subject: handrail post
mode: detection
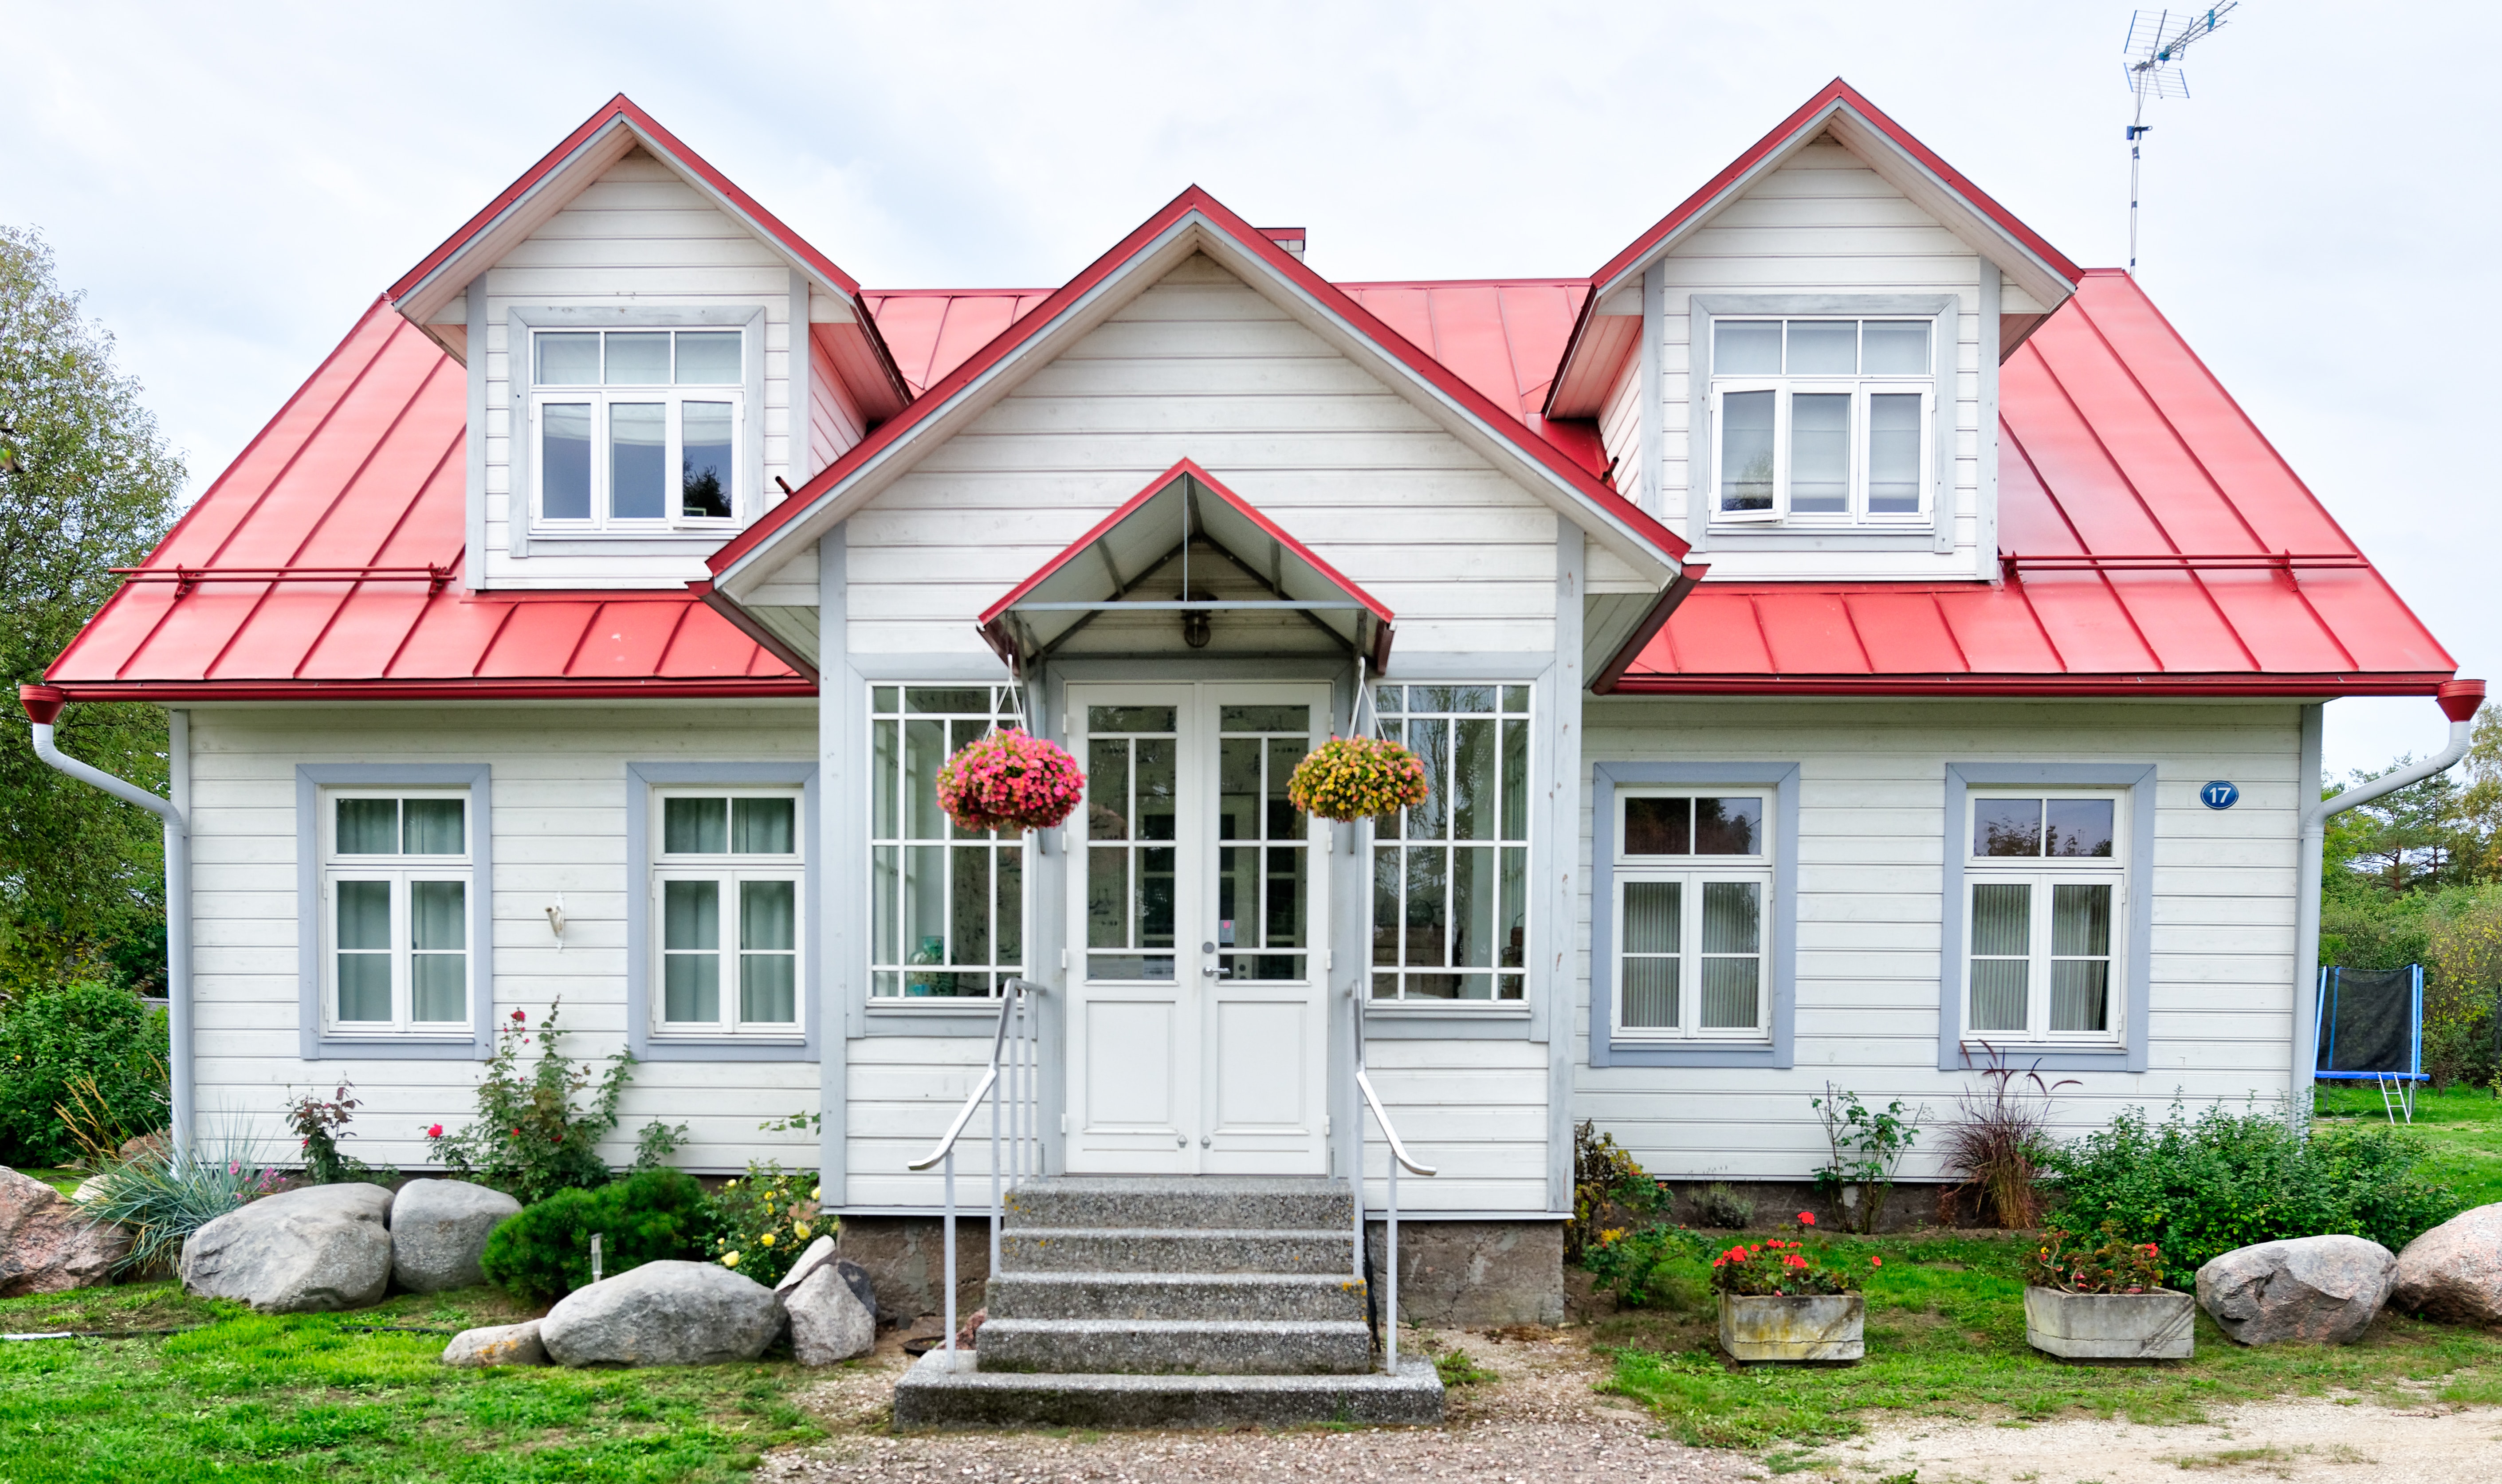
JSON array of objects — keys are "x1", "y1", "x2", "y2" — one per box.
[
  {"x1": 941, "y1": 1148, "x2": 958, "y2": 1366},
  {"x1": 1387, "y1": 1151, "x2": 1399, "y2": 1373},
  {"x1": 1349, "y1": 989, "x2": 1363, "y2": 1284}
]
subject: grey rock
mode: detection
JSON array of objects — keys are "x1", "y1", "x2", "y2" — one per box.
[
  {"x1": 2391, "y1": 1202, "x2": 2502, "y2": 1327},
  {"x1": 389, "y1": 1179, "x2": 520, "y2": 1293},
  {"x1": 442, "y1": 1319, "x2": 548, "y2": 1367},
  {"x1": 179, "y1": 1182, "x2": 394, "y2": 1313},
  {"x1": 539, "y1": 1259, "x2": 782, "y2": 1367},
  {"x1": 2196, "y1": 1234, "x2": 2395, "y2": 1345},
  {"x1": 0, "y1": 1165, "x2": 128, "y2": 1296},
  {"x1": 786, "y1": 1261, "x2": 876, "y2": 1365},
  {"x1": 775, "y1": 1235, "x2": 877, "y2": 1323}
]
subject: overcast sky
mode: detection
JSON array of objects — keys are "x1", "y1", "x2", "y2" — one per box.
[{"x1": 6, "y1": 0, "x2": 2489, "y2": 776}]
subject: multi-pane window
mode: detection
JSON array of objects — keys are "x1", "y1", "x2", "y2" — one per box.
[
  {"x1": 653, "y1": 791, "x2": 801, "y2": 1033},
  {"x1": 1371, "y1": 685, "x2": 1531, "y2": 1002},
  {"x1": 1611, "y1": 793, "x2": 1771, "y2": 1039},
  {"x1": 324, "y1": 792, "x2": 471, "y2": 1033},
  {"x1": 1964, "y1": 795, "x2": 2122, "y2": 1044},
  {"x1": 1082, "y1": 704, "x2": 1178, "y2": 982},
  {"x1": 1217, "y1": 705, "x2": 1313, "y2": 982},
  {"x1": 870, "y1": 687, "x2": 1026, "y2": 998},
  {"x1": 1710, "y1": 317, "x2": 1934, "y2": 526},
  {"x1": 531, "y1": 328, "x2": 742, "y2": 530}
]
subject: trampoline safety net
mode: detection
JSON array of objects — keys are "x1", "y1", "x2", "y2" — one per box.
[{"x1": 2314, "y1": 965, "x2": 2423, "y2": 1077}]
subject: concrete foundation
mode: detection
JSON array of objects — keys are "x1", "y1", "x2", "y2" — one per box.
[
  {"x1": 832, "y1": 1215, "x2": 991, "y2": 1322},
  {"x1": 1364, "y1": 1219, "x2": 1565, "y2": 1327}
]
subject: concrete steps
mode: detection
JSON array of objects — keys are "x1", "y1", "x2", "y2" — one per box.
[{"x1": 891, "y1": 1175, "x2": 1443, "y2": 1428}]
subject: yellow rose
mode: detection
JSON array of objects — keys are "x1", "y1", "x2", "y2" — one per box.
[
  {"x1": 793, "y1": 1222, "x2": 812, "y2": 1240},
  {"x1": 811, "y1": 1186, "x2": 821, "y2": 1201},
  {"x1": 723, "y1": 1252, "x2": 742, "y2": 1267},
  {"x1": 759, "y1": 1233, "x2": 776, "y2": 1247}
]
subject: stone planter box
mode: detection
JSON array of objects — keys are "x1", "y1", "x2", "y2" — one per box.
[
  {"x1": 1717, "y1": 1293, "x2": 1865, "y2": 1362},
  {"x1": 2023, "y1": 1285, "x2": 2194, "y2": 1360}
]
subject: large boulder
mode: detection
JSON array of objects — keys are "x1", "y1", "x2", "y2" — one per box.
[
  {"x1": 442, "y1": 1319, "x2": 549, "y2": 1367},
  {"x1": 784, "y1": 1261, "x2": 876, "y2": 1365},
  {"x1": 2391, "y1": 1204, "x2": 2502, "y2": 1327},
  {"x1": 539, "y1": 1260, "x2": 783, "y2": 1367},
  {"x1": 2196, "y1": 1234, "x2": 2396, "y2": 1345},
  {"x1": 774, "y1": 1235, "x2": 878, "y2": 1322},
  {"x1": 0, "y1": 1166, "x2": 128, "y2": 1296},
  {"x1": 389, "y1": 1179, "x2": 520, "y2": 1293},
  {"x1": 179, "y1": 1182, "x2": 395, "y2": 1312}
]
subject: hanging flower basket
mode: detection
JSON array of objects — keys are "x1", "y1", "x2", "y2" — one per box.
[
  {"x1": 936, "y1": 728, "x2": 1088, "y2": 833},
  {"x1": 1286, "y1": 734, "x2": 1431, "y2": 822}
]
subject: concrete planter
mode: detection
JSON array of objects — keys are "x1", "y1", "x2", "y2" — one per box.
[
  {"x1": 2023, "y1": 1285, "x2": 2194, "y2": 1360},
  {"x1": 1717, "y1": 1293, "x2": 1865, "y2": 1362}
]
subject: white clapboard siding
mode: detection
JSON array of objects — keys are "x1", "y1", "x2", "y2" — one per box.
[
  {"x1": 186, "y1": 703, "x2": 823, "y2": 1174},
  {"x1": 806, "y1": 331, "x2": 865, "y2": 480},
  {"x1": 845, "y1": 253, "x2": 1564, "y2": 662},
  {"x1": 1658, "y1": 138, "x2": 1988, "y2": 582},
  {"x1": 477, "y1": 149, "x2": 799, "y2": 593},
  {"x1": 1355, "y1": 1039, "x2": 1552, "y2": 1213},
  {"x1": 1570, "y1": 697, "x2": 2307, "y2": 1182}
]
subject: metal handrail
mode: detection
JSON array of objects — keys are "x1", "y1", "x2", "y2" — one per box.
[
  {"x1": 1348, "y1": 983, "x2": 1434, "y2": 1375},
  {"x1": 905, "y1": 977, "x2": 1041, "y2": 1369},
  {"x1": 1355, "y1": 1067, "x2": 1436, "y2": 1178}
]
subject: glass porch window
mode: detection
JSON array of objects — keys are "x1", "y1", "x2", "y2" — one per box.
[
  {"x1": 868, "y1": 686, "x2": 1028, "y2": 998},
  {"x1": 1370, "y1": 684, "x2": 1531, "y2": 1002},
  {"x1": 1965, "y1": 794, "x2": 2122, "y2": 1043},
  {"x1": 655, "y1": 791, "x2": 801, "y2": 1033},
  {"x1": 326, "y1": 793, "x2": 471, "y2": 1032}
]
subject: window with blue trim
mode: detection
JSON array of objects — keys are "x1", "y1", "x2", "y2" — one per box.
[
  {"x1": 1961, "y1": 792, "x2": 2125, "y2": 1046},
  {"x1": 1610, "y1": 790, "x2": 1772, "y2": 1040}
]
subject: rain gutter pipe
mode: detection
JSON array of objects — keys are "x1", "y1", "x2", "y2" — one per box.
[
  {"x1": 2290, "y1": 678, "x2": 2484, "y2": 1129},
  {"x1": 18, "y1": 683, "x2": 192, "y2": 1160}
]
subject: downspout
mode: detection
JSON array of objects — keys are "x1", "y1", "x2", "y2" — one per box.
[
  {"x1": 2290, "y1": 678, "x2": 2484, "y2": 1129},
  {"x1": 19, "y1": 683, "x2": 192, "y2": 1159}
]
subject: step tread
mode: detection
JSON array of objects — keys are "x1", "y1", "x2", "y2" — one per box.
[
  {"x1": 1007, "y1": 1226, "x2": 1353, "y2": 1241},
  {"x1": 982, "y1": 1317, "x2": 1372, "y2": 1335},
  {"x1": 892, "y1": 1351, "x2": 1445, "y2": 1428},
  {"x1": 989, "y1": 1271, "x2": 1362, "y2": 1287}
]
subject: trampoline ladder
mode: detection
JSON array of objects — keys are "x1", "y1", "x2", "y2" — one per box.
[{"x1": 2374, "y1": 1073, "x2": 2415, "y2": 1125}]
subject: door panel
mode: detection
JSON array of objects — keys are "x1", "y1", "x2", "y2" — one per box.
[
  {"x1": 1212, "y1": 1000, "x2": 1304, "y2": 1127},
  {"x1": 1084, "y1": 999, "x2": 1178, "y2": 1128}
]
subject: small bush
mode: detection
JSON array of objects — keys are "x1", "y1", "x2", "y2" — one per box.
[
  {"x1": 425, "y1": 1001, "x2": 679, "y2": 1205},
  {"x1": 703, "y1": 1161, "x2": 823, "y2": 1286},
  {"x1": 80, "y1": 1123, "x2": 283, "y2": 1273},
  {"x1": 1690, "y1": 1182, "x2": 1756, "y2": 1229},
  {"x1": 479, "y1": 1168, "x2": 710, "y2": 1300},
  {"x1": 282, "y1": 1082, "x2": 393, "y2": 1186},
  {"x1": 2040, "y1": 1100, "x2": 2462, "y2": 1287},
  {"x1": 1936, "y1": 1052, "x2": 2072, "y2": 1229},
  {"x1": 1810, "y1": 1083, "x2": 1923, "y2": 1234},
  {"x1": 1583, "y1": 1223, "x2": 1713, "y2": 1311},
  {"x1": 1568, "y1": 1120, "x2": 1661, "y2": 1258},
  {"x1": 0, "y1": 980, "x2": 167, "y2": 1167}
]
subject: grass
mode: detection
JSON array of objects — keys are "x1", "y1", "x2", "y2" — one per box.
[
  {"x1": 20, "y1": 1167, "x2": 84, "y2": 1197},
  {"x1": 2311, "y1": 1080, "x2": 2502, "y2": 1209},
  {"x1": 1590, "y1": 1229, "x2": 2502, "y2": 1450},
  {"x1": 0, "y1": 1281, "x2": 827, "y2": 1483}
]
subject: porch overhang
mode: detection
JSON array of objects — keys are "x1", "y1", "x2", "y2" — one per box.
[{"x1": 977, "y1": 459, "x2": 1395, "y2": 673}]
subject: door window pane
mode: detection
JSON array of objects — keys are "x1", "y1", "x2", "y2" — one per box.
[
  {"x1": 410, "y1": 880, "x2": 467, "y2": 1023},
  {"x1": 1719, "y1": 390, "x2": 1775, "y2": 512},
  {"x1": 1867, "y1": 393, "x2": 1923, "y2": 513},
  {"x1": 1715, "y1": 319, "x2": 1783, "y2": 374},
  {"x1": 535, "y1": 333, "x2": 600, "y2": 385},
  {"x1": 674, "y1": 331, "x2": 742, "y2": 384},
  {"x1": 605, "y1": 332, "x2": 670, "y2": 384},
  {"x1": 403, "y1": 799, "x2": 464, "y2": 855},
  {"x1": 681, "y1": 400, "x2": 733, "y2": 518},
  {"x1": 739, "y1": 879, "x2": 797, "y2": 1024},
  {"x1": 335, "y1": 880, "x2": 392, "y2": 1022},
  {"x1": 609, "y1": 403, "x2": 667, "y2": 519},
  {"x1": 1789, "y1": 393, "x2": 1850, "y2": 513},
  {"x1": 540, "y1": 403, "x2": 593, "y2": 519},
  {"x1": 1862, "y1": 320, "x2": 1930, "y2": 374},
  {"x1": 337, "y1": 799, "x2": 398, "y2": 855},
  {"x1": 663, "y1": 880, "x2": 721, "y2": 1022}
]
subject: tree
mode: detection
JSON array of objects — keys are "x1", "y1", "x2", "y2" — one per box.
[{"x1": 0, "y1": 224, "x2": 184, "y2": 998}]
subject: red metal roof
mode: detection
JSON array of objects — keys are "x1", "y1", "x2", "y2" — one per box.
[{"x1": 45, "y1": 299, "x2": 810, "y2": 702}]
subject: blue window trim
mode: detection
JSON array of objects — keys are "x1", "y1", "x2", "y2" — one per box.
[
  {"x1": 1589, "y1": 761, "x2": 1799, "y2": 1068},
  {"x1": 1938, "y1": 762, "x2": 2155, "y2": 1073},
  {"x1": 296, "y1": 764, "x2": 495, "y2": 1061},
  {"x1": 625, "y1": 762, "x2": 820, "y2": 1063}
]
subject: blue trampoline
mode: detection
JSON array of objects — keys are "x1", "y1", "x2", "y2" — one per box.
[{"x1": 2314, "y1": 964, "x2": 2424, "y2": 1123}]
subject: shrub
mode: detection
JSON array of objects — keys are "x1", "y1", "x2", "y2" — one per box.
[
  {"x1": 1583, "y1": 1223, "x2": 1713, "y2": 1311},
  {"x1": 80, "y1": 1123, "x2": 283, "y2": 1274},
  {"x1": 424, "y1": 1001, "x2": 679, "y2": 1205},
  {"x1": 1936, "y1": 1052, "x2": 2074, "y2": 1229},
  {"x1": 1810, "y1": 1083, "x2": 1923, "y2": 1234},
  {"x1": 1690, "y1": 1182, "x2": 1756, "y2": 1230},
  {"x1": 283, "y1": 1081, "x2": 393, "y2": 1186},
  {"x1": 480, "y1": 1168, "x2": 710, "y2": 1300},
  {"x1": 1567, "y1": 1120, "x2": 1661, "y2": 1258},
  {"x1": 0, "y1": 979, "x2": 167, "y2": 1166},
  {"x1": 2040, "y1": 1100, "x2": 2462, "y2": 1287},
  {"x1": 703, "y1": 1161, "x2": 823, "y2": 1285}
]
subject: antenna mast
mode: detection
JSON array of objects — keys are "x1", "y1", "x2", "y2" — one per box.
[{"x1": 2124, "y1": 4, "x2": 2236, "y2": 271}]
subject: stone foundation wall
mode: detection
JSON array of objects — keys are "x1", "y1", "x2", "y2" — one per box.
[
  {"x1": 1365, "y1": 1220, "x2": 1564, "y2": 1327},
  {"x1": 831, "y1": 1215, "x2": 991, "y2": 1323},
  {"x1": 1655, "y1": 1178, "x2": 1959, "y2": 1235}
]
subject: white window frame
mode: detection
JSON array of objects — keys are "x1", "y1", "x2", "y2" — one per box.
[
  {"x1": 1608, "y1": 789, "x2": 1774, "y2": 1042},
  {"x1": 866, "y1": 684, "x2": 1031, "y2": 1002},
  {"x1": 648, "y1": 787, "x2": 805, "y2": 1037},
  {"x1": 319, "y1": 789, "x2": 475, "y2": 1037},
  {"x1": 1708, "y1": 317, "x2": 1938, "y2": 528},
  {"x1": 528, "y1": 327, "x2": 745, "y2": 535},
  {"x1": 1368, "y1": 682, "x2": 1536, "y2": 1005},
  {"x1": 1960, "y1": 791, "x2": 2128, "y2": 1048}
]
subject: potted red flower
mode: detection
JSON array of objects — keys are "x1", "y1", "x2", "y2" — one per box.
[
  {"x1": 935, "y1": 728, "x2": 1087, "y2": 833},
  {"x1": 1711, "y1": 1211, "x2": 1873, "y2": 1362},
  {"x1": 2022, "y1": 1223, "x2": 2192, "y2": 1360}
]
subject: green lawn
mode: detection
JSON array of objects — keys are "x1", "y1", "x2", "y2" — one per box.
[
  {"x1": 2312, "y1": 1080, "x2": 2502, "y2": 1209},
  {"x1": 0, "y1": 1283, "x2": 826, "y2": 1483},
  {"x1": 19, "y1": 1167, "x2": 85, "y2": 1197},
  {"x1": 1591, "y1": 1230, "x2": 2502, "y2": 1450}
]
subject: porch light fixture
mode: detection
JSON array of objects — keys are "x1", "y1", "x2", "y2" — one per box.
[{"x1": 1179, "y1": 589, "x2": 1214, "y2": 648}]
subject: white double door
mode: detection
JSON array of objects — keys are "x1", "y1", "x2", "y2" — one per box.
[{"x1": 1064, "y1": 682, "x2": 1331, "y2": 1175}]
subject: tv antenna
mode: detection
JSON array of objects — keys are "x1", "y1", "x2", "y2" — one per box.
[{"x1": 2124, "y1": 4, "x2": 2236, "y2": 271}]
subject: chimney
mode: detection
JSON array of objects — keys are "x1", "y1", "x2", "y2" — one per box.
[{"x1": 1258, "y1": 227, "x2": 1306, "y2": 262}]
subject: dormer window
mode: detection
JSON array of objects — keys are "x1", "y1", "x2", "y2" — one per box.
[
  {"x1": 1709, "y1": 317, "x2": 1934, "y2": 526},
  {"x1": 530, "y1": 328, "x2": 743, "y2": 531}
]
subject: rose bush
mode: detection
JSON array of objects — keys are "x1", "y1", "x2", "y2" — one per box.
[
  {"x1": 1286, "y1": 735, "x2": 1430, "y2": 822},
  {"x1": 936, "y1": 727, "x2": 1086, "y2": 832}
]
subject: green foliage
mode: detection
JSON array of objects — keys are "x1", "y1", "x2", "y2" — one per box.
[
  {"x1": 2040, "y1": 1100, "x2": 2463, "y2": 1286},
  {"x1": 423, "y1": 1001, "x2": 676, "y2": 1205},
  {"x1": 1432, "y1": 1347, "x2": 1497, "y2": 1386},
  {"x1": 703, "y1": 1160, "x2": 824, "y2": 1286},
  {"x1": 1567, "y1": 1119, "x2": 1661, "y2": 1258},
  {"x1": 1810, "y1": 1083, "x2": 1923, "y2": 1233},
  {"x1": 1936, "y1": 1054, "x2": 2072, "y2": 1229},
  {"x1": 479, "y1": 1168, "x2": 711, "y2": 1301},
  {"x1": 1582, "y1": 1222, "x2": 1715, "y2": 1311},
  {"x1": 281, "y1": 1081, "x2": 393, "y2": 1186},
  {"x1": 2024, "y1": 1221, "x2": 2168, "y2": 1294},
  {"x1": 0, "y1": 978, "x2": 166, "y2": 1166},
  {"x1": 80, "y1": 1123, "x2": 283, "y2": 1273},
  {"x1": 1690, "y1": 1182, "x2": 1756, "y2": 1229},
  {"x1": 0, "y1": 224, "x2": 184, "y2": 1001},
  {"x1": 1707, "y1": 1219, "x2": 1874, "y2": 1296}
]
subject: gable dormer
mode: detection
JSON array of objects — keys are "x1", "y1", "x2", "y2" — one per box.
[
  {"x1": 387, "y1": 97, "x2": 908, "y2": 591},
  {"x1": 1550, "y1": 82, "x2": 2082, "y2": 583}
]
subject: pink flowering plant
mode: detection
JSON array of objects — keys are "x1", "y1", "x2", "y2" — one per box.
[
  {"x1": 935, "y1": 727, "x2": 1087, "y2": 833},
  {"x1": 1707, "y1": 1211, "x2": 1875, "y2": 1296},
  {"x1": 1286, "y1": 735, "x2": 1430, "y2": 822}
]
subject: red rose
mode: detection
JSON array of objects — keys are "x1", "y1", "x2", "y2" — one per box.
[
  {"x1": 1797, "y1": 1212, "x2": 1815, "y2": 1226},
  {"x1": 426, "y1": 1123, "x2": 444, "y2": 1138}
]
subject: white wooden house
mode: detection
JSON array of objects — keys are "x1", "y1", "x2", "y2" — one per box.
[{"x1": 30, "y1": 84, "x2": 2467, "y2": 1319}]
